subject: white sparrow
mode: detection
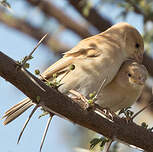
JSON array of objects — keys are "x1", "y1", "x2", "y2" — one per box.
[
  {"x1": 2, "y1": 22, "x2": 144, "y2": 125},
  {"x1": 96, "y1": 60, "x2": 147, "y2": 112}
]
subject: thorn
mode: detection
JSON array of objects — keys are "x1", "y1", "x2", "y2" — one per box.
[
  {"x1": 21, "y1": 33, "x2": 48, "y2": 67},
  {"x1": 131, "y1": 102, "x2": 153, "y2": 120},
  {"x1": 17, "y1": 105, "x2": 39, "y2": 144},
  {"x1": 103, "y1": 139, "x2": 113, "y2": 152},
  {"x1": 94, "y1": 78, "x2": 107, "y2": 99},
  {"x1": 40, "y1": 115, "x2": 53, "y2": 152}
]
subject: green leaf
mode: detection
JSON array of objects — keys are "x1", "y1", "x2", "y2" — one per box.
[
  {"x1": 90, "y1": 137, "x2": 108, "y2": 149},
  {"x1": 23, "y1": 63, "x2": 30, "y2": 69},
  {"x1": 35, "y1": 69, "x2": 40, "y2": 75},
  {"x1": 36, "y1": 96, "x2": 40, "y2": 102},
  {"x1": 69, "y1": 64, "x2": 75, "y2": 70},
  {"x1": 141, "y1": 122, "x2": 148, "y2": 128}
]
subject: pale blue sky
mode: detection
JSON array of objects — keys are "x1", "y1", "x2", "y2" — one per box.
[{"x1": 0, "y1": 1, "x2": 144, "y2": 152}]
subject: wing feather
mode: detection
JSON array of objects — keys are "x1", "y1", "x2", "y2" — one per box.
[{"x1": 41, "y1": 41, "x2": 102, "y2": 80}]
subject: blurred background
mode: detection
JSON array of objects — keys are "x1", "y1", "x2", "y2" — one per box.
[{"x1": 0, "y1": 0, "x2": 153, "y2": 152}]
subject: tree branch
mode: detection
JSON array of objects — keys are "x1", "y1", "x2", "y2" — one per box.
[
  {"x1": 143, "y1": 53, "x2": 153, "y2": 77},
  {"x1": 25, "y1": 0, "x2": 91, "y2": 38},
  {"x1": 68, "y1": 0, "x2": 112, "y2": 31},
  {"x1": 0, "y1": 9, "x2": 69, "y2": 53},
  {"x1": 1, "y1": 51, "x2": 153, "y2": 151}
]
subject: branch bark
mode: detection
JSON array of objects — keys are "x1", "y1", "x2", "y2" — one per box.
[{"x1": 1, "y1": 51, "x2": 153, "y2": 151}]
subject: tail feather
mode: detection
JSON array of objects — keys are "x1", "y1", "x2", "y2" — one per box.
[
  {"x1": 2, "y1": 98, "x2": 34, "y2": 125},
  {"x1": 4, "y1": 98, "x2": 30, "y2": 116}
]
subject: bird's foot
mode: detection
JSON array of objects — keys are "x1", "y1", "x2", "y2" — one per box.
[
  {"x1": 118, "y1": 107, "x2": 134, "y2": 123},
  {"x1": 69, "y1": 89, "x2": 94, "y2": 110},
  {"x1": 102, "y1": 107, "x2": 118, "y2": 120}
]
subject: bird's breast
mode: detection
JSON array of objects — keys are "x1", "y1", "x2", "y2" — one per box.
[{"x1": 58, "y1": 55, "x2": 123, "y2": 98}]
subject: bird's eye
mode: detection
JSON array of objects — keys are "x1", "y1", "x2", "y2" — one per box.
[
  {"x1": 135, "y1": 43, "x2": 140, "y2": 48},
  {"x1": 128, "y1": 73, "x2": 132, "y2": 77}
]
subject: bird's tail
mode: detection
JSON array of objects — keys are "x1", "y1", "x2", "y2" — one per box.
[{"x1": 2, "y1": 98, "x2": 33, "y2": 125}]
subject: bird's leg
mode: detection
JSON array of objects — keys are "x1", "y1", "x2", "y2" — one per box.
[
  {"x1": 95, "y1": 105, "x2": 119, "y2": 121},
  {"x1": 118, "y1": 104, "x2": 152, "y2": 123},
  {"x1": 69, "y1": 89, "x2": 90, "y2": 109},
  {"x1": 69, "y1": 89, "x2": 88, "y2": 102},
  {"x1": 40, "y1": 113, "x2": 54, "y2": 152},
  {"x1": 69, "y1": 79, "x2": 108, "y2": 110},
  {"x1": 17, "y1": 104, "x2": 39, "y2": 144},
  {"x1": 118, "y1": 107, "x2": 134, "y2": 123},
  {"x1": 102, "y1": 107, "x2": 117, "y2": 120}
]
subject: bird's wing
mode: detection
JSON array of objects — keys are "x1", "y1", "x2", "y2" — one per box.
[{"x1": 41, "y1": 39, "x2": 102, "y2": 80}]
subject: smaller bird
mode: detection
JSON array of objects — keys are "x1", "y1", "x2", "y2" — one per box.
[
  {"x1": 96, "y1": 60, "x2": 148, "y2": 113},
  {"x1": 93, "y1": 60, "x2": 148, "y2": 152}
]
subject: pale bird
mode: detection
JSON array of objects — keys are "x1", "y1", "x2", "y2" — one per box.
[
  {"x1": 96, "y1": 60, "x2": 147, "y2": 112},
  {"x1": 2, "y1": 22, "x2": 144, "y2": 125}
]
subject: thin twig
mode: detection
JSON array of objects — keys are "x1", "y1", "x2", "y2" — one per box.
[
  {"x1": 94, "y1": 78, "x2": 107, "y2": 99},
  {"x1": 21, "y1": 33, "x2": 48, "y2": 67},
  {"x1": 40, "y1": 115, "x2": 53, "y2": 152},
  {"x1": 17, "y1": 105, "x2": 39, "y2": 144}
]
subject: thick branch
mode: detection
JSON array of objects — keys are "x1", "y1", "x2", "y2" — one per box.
[
  {"x1": 1, "y1": 51, "x2": 153, "y2": 151},
  {"x1": 68, "y1": 0, "x2": 112, "y2": 31},
  {"x1": 25, "y1": 0, "x2": 91, "y2": 38},
  {"x1": 0, "y1": 9, "x2": 69, "y2": 52},
  {"x1": 143, "y1": 53, "x2": 153, "y2": 77}
]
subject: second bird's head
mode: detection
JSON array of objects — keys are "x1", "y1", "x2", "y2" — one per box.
[{"x1": 118, "y1": 61, "x2": 148, "y2": 89}]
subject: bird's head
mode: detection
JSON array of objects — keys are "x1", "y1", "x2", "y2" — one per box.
[
  {"x1": 118, "y1": 61, "x2": 148, "y2": 89},
  {"x1": 107, "y1": 23, "x2": 144, "y2": 63},
  {"x1": 127, "y1": 62, "x2": 147, "y2": 88}
]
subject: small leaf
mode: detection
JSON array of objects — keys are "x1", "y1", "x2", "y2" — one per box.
[
  {"x1": 36, "y1": 96, "x2": 40, "y2": 102},
  {"x1": 141, "y1": 122, "x2": 148, "y2": 128},
  {"x1": 35, "y1": 69, "x2": 40, "y2": 75},
  {"x1": 69, "y1": 64, "x2": 75, "y2": 70},
  {"x1": 90, "y1": 138, "x2": 101, "y2": 149},
  {"x1": 53, "y1": 73, "x2": 57, "y2": 78},
  {"x1": 90, "y1": 137, "x2": 107, "y2": 149},
  {"x1": 82, "y1": 1, "x2": 92, "y2": 17},
  {"x1": 23, "y1": 63, "x2": 30, "y2": 69},
  {"x1": 88, "y1": 99, "x2": 93, "y2": 104},
  {"x1": 100, "y1": 138, "x2": 109, "y2": 148},
  {"x1": 89, "y1": 91, "x2": 96, "y2": 99}
]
